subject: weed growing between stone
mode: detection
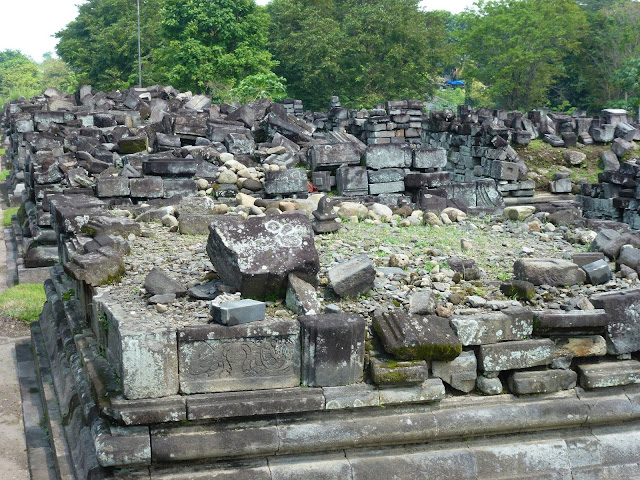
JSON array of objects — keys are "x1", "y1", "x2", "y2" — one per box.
[
  {"x1": 0, "y1": 283, "x2": 47, "y2": 323},
  {"x1": 2, "y1": 206, "x2": 18, "y2": 227}
]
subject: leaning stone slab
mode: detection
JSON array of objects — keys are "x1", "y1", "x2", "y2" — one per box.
[
  {"x1": 478, "y1": 339, "x2": 555, "y2": 373},
  {"x1": 210, "y1": 299, "x2": 266, "y2": 326},
  {"x1": 577, "y1": 360, "x2": 640, "y2": 389},
  {"x1": 533, "y1": 310, "x2": 608, "y2": 335},
  {"x1": 178, "y1": 317, "x2": 300, "y2": 393},
  {"x1": 373, "y1": 309, "x2": 462, "y2": 361},
  {"x1": 590, "y1": 288, "x2": 640, "y2": 354},
  {"x1": 286, "y1": 273, "x2": 321, "y2": 315},
  {"x1": 299, "y1": 313, "x2": 366, "y2": 387},
  {"x1": 513, "y1": 258, "x2": 586, "y2": 286},
  {"x1": 431, "y1": 350, "x2": 477, "y2": 393},
  {"x1": 508, "y1": 369, "x2": 577, "y2": 395},
  {"x1": 328, "y1": 254, "x2": 375, "y2": 297},
  {"x1": 206, "y1": 212, "x2": 319, "y2": 299},
  {"x1": 450, "y1": 307, "x2": 533, "y2": 346},
  {"x1": 186, "y1": 388, "x2": 325, "y2": 420}
]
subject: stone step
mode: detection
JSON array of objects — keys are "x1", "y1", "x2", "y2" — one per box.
[{"x1": 578, "y1": 360, "x2": 640, "y2": 389}]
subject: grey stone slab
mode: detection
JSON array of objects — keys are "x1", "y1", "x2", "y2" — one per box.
[
  {"x1": 373, "y1": 309, "x2": 462, "y2": 361},
  {"x1": 299, "y1": 313, "x2": 366, "y2": 387},
  {"x1": 368, "y1": 181, "x2": 405, "y2": 195},
  {"x1": 186, "y1": 388, "x2": 324, "y2": 420},
  {"x1": 508, "y1": 369, "x2": 577, "y2": 395},
  {"x1": 263, "y1": 169, "x2": 307, "y2": 196},
  {"x1": 412, "y1": 148, "x2": 447, "y2": 169},
  {"x1": 129, "y1": 176, "x2": 163, "y2": 198},
  {"x1": 364, "y1": 144, "x2": 412, "y2": 169},
  {"x1": 308, "y1": 143, "x2": 362, "y2": 171},
  {"x1": 269, "y1": 452, "x2": 353, "y2": 480},
  {"x1": 533, "y1": 310, "x2": 608, "y2": 335},
  {"x1": 206, "y1": 212, "x2": 319, "y2": 299},
  {"x1": 367, "y1": 168, "x2": 405, "y2": 184},
  {"x1": 178, "y1": 318, "x2": 300, "y2": 393},
  {"x1": 590, "y1": 288, "x2": 640, "y2": 354},
  {"x1": 449, "y1": 307, "x2": 533, "y2": 346},
  {"x1": 370, "y1": 357, "x2": 429, "y2": 386},
  {"x1": 478, "y1": 339, "x2": 555, "y2": 373},
  {"x1": 210, "y1": 299, "x2": 266, "y2": 326},
  {"x1": 431, "y1": 350, "x2": 477, "y2": 393},
  {"x1": 285, "y1": 273, "x2": 321, "y2": 315},
  {"x1": 514, "y1": 258, "x2": 586, "y2": 286},
  {"x1": 109, "y1": 396, "x2": 187, "y2": 425},
  {"x1": 322, "y1": 384, "x2": 380, "y2": 409},
  {"x1": 378, "y1": 379, "x2": 445, "y2": 405},
  {"x1": 578, "y1": 360, "x2": 640, "y2": 389},
  {"x1": 336, "y1": 165, "x2": 368, "y2": 196},
  {"x1": 328, "y1": 254, "x2": 375, "y2": 297},
  {"x1": 582, "y1": 259, "x2": 613, "y2": 285}
]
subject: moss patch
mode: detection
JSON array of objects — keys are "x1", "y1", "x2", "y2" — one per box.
[
  {"x1": 2, "y1": 206, "x2": 19, "y2": 227},
  {"x1": 0, "y1": 284, "x2": 47, "y2": 324}
]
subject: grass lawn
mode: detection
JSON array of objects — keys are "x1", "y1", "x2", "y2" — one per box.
[{"x1": 0, "y1": 284, "x2": 47, "y2": 324}]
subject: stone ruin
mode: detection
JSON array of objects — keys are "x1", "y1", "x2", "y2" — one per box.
[{"x1": 2, "y1": 86, "x2": 640, "y2": 478}]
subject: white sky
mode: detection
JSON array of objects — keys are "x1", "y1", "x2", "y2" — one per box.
[{"x1": 0, "y1": 0, "x2": 475, "y2": 63}]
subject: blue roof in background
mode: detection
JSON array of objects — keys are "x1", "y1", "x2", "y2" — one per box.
[{"x1": 445, "y1": 80, "x2": 465, "y2": 86}]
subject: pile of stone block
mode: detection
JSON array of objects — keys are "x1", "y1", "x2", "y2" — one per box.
[{"x1": 577, "y1": 110, "x2": 639, "y2": 228}]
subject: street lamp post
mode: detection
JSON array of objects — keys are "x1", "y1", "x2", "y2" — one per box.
[{"x1": 137, "y1": 0, "x2": 142, "y2": 87}]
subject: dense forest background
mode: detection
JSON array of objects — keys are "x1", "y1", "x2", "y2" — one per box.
[{"x1": 1, "y1": 0, "x2": 640, "y2": 115}]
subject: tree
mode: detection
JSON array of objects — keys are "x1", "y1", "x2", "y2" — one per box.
[
  {"x1": 0, "y1": 50, "x2": 41, "y2": 106},
  {"x1": 55, "y1": 0, "x2": 164, "y2": 90},
  {"x1": 459, "y1": 0, "x2": 587, "y2": 110},
  {"x1": 268, "y1": 0, "x2": 451, "y2": 110},
  {"x1": 40, "y1": 53, "x2": 77, "y2": 93},
  {"x1": 153, "y1": 0, "x2": 276, "y2": 94}
]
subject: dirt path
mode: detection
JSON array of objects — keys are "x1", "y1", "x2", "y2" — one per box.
[{"x1": 0, "y1": 199, "x2": 30, "y2": 479}]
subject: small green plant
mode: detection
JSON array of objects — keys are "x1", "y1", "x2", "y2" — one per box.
[
  {"x1": 0, "y1": 284, "x2": 47, "y2": 323},
  {"x1": 2, "y1": 206, "x2": 19, "y2": 227},
  {"x1": 496, "y1": 272, "x2": 510, "y2": 281},
  {"x1": 0, "y1": 169, "x2": 10, "y2": 181}
]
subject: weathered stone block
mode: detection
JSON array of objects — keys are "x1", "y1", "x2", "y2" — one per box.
[
  {"x1": 364, "y1": 144, "x2": 412, "y2": 169},
  {"x1": 96, "y1": 176, "x2": 130, "y2": 197},
  {"x1": 508, "y1": 369, "x2": 577, "y2": 395},
  {"x1": 412, "y1": 148, "x2": 447, "y2": 169},
  {"x1": 369, "y1": 181, "x2": 405, "y2": 195},
  {"x1": 299, "y1": 313, "x2": 366, "y2": 387},
  {"x1": 449, "y1": 307, "x2": 533, "y2": 346},
  {"x1": 431, "y1": 350, "x2": 477, "y2": 393},
  {"x1": 478, "y1": 339, "x2": 555, "y2": 373},
  {"x1": 178, "y1": 318, "x2": 300, "y2": 393},
  {"x1": 582, "y1": 259, "x2": 612, "y2": 285},
  {"x1": 490, "y1": 160, "x2": 519, "y2": 181},
  {"x1": 207, "y1": 213, "x2": 319, "y2": 299},
  {"x1": 143, "y1": 159, "x2": 198, "y2": 177},
  {"x1": 405, "y1": 172, "x2": 451, "y2": 190},
  {"x1": 513, "y1": 258, "x2": 586, "y2": 286},
  {"x1": 210, "y1": 299, "x2": 266, "y2": 326},
  {"x1": 553, "y1": 335, "x2": 607, "y2": 357},
  {"x1": 533, "y1": 310, "x2": 608, "y2": 335},
  {"x1": 328, "y1": 254, "x2": 375, "y2": 298},
  {"x1": 372, "y1": 309, "x2": 462, "y2": 361},
  {"x1": 590, "y1": 288, "x2": 640, "y2": 354},
  {"x1": 323, "y1": 384, "x2": 380, "y2": 409},
  {"x1": 377, "y1": 379, "x2": 445, "y2": 405},
  {"x1": 285, "y1": 273, "x2": 321, "y2": 315},
  {"x1": 578, "y1": 360, "x2": 640, "y2": 389},
  {"x1": 370, "y1": 358, "x2": 429, "y2": 386},
  {"x1": 308, "y1": 143, "x2": 362, "y2": 171},
  {"x1": 612, "y1": 138, "x2": 634, "y2": 158},
  {"x1": 336, "y1": 166, "x2": 368, "y2": 196},
  {"x1": 263, "y1": 169, "x2": 307, "y2": 196},
  {"x1": 162, "y1": 178, "x2": 198, "y2": 198},
  {"x1": 129, "y1": 176, "x2": 163, "y2": 198}
]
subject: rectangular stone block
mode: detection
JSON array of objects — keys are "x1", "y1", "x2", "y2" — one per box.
[
  {"x1": 490, "y1": 160, "x2": 519, "y2": 181},
  {"x1": 553, "y1": 335, "x2": 607, "y2": 357},
  {"x1": 533, "y1": 310, "x2": 608, "y2": 335},
  {"x1": 299, "y1": 313, "x2": 366, "y2": 387},
  {"x1": 263, "y1": 169, "x2": 307, "y2": 195},
  {"x1": 178, "y1": 318, "x2": 300, "y2": 393},
  {"x1": 186, "y1": 388, "x2": 324, "y2": 420},
  {"x1": 405, "y1": 172, "x2": 451, "y2": 190},
  {"x1": 162, "y1": 178, "x2": 197, "y2": 198},
  {"x1": 378, "y1": 379, "x2": 445, "y2": 405},
  {"x1": 478, "y1": 339, "x2": 555, "y2": 373},
  {"x1": 450, "y1": 308, "x2": 533, "y2": 346},
  {"x1": 590, "y1": 288, "x2": 640, "y2": 354},
  {"x1": 129, "y1": 176, "x2": 163, "y2": 198},
  {"x1": 578, "y1": 360, "x2": 640, "y2": 389},
  {"x1": 323, "y1": 384, "x2": 380, "y2": 409},
  {"x1": 336, "y1": 166, "x2": 368, "y2": 196},
  {"x1": 364, "y1": 144, "x2": 412, "y2": 169},
  {"x1": 311, "y1": 171, "x2": 332, "y2": 192},
  {"x1": 96, "y1": 176, "x2": 130, "y2": 197},
  {"x1": 367, "y1": 168, "x2": 405, "y2": 184},
  {"x1": 412, "y1": 148, "x2": 447, "y2": 169},
  {"x1": 143, "y1": 159, "x2": 198, "y2": 177},
  {"x1": 507, "y1": 369, "x2": 577, "y2": 395},
  {"x1": 308, "y1": 143, "x2": 362, "y2": 171},
  {"x1": 431, "y1": 350, "x2": 477, "y2": 393},
  {"x1": 210, "y1": 299, "x2": 266, "y2": 326},
  {"x1": 369, "y1": 181, "x2": 405, "y2": 195}
]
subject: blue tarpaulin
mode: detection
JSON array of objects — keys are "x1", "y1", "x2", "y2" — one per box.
[{"x1": 445, "y1": 80, "x2": 465, "y2": 86}]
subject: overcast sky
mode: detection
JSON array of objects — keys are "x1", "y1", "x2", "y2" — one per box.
[{"x1": 0, "y1": 0, "x2": 476, "y2": 63}]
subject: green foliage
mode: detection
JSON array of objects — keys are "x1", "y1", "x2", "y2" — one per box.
[
  {"x1": 3, "y1": 206, "x2": 19, "y2": 227},
  {"x1": 155, "y1": 0, "x2": 275, "y2": 93},
  {"x1": 428, "y1": 87, "x2": 466, "y2": 111},
  {"x1": 460, "y1": 0, "x2": 587, "y2": 110},
  {"x1": 229, "y1": 72, "x2": 287, "y2": 104},
  {"x1": 39, "y1": 53, "x2": 77, "y2": 93},
  {"x1": 0, "y1": 170, "x2": 9, "y2": 181},
  {"x1": 0, "y1": 50, "x2": 41, "y2": 106},
  {"x1": 56, "y1": 0, "x2": 164, "y2": 90},
  {"x1": 0, "y1": 284, "x2": 47, "y2": 324},
  {"x1": 268, "y1": 0, "x2": 451, "y2": 110}
]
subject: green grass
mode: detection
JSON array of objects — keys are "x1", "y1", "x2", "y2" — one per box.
[
  {"x1": 0, "y1": 170, "x2": 9, "y2": 181},
  {"x1": 3, "y1": 206, "x2": 19, "y2": 227},
  {"x1": 0, "y1": 284, "x2": 47, "y2": 323}
]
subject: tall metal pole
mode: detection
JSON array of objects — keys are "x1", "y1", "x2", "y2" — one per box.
[{"x1": 137, "y1": 0, "x2": 142, "y2": 87}]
